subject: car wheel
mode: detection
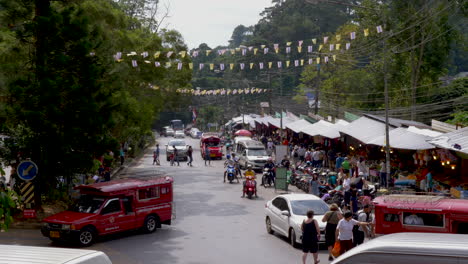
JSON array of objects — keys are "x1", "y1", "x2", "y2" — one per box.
[
  {"x1": 266, "y1": 217, "x2": 274, "y2": 234},
  {"x1": 78, "y1": 227, "x2": 95, "y2": 247},
  {"x1": 143, "y1": 215, "x2": 158, "y2": 233},
  {"x1": 289, "y1": 228, "x2": 298, "y2": 248}
]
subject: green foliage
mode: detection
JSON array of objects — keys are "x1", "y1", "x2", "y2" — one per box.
[
  {"x1": 447, "y1": 111, "x2": 468, "y2": 127},
  {"x1": 0, "y1": 188, "x2": 20, "y2": 231}
]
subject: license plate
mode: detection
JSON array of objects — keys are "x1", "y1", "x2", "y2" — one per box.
[
  {"x1": 50, "y1": 231, "x2": 60, "y2": 238},
  {"x1": 210, "y1": 154, "x2": 216, "y2": 157}
]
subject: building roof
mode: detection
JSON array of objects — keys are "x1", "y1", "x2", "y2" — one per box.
[
  {"x1": 301, "y1": 120, "x2": 336, "y2": 138},
  {"x1": 365, "y1": 114, "x2": 431, "y2": 129},
  {"x1": 285, "y1": 119, "x2": 313, "y2": 133},
  {"x1": 367, "y1": 127, "x2": 436, "y2": 150},
  {"x1": 341, "y1": 116, "x2": 394, "y2": 144},
  {"x1": 428, "y1": 126, "x2": 468, "y2": 155}
]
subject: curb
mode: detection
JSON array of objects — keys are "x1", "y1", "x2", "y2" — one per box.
[{"x1": 11, "y1": 221, "x2": 42, "y2": 230}]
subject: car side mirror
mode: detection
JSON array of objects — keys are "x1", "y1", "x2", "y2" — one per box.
[{"x1": 281, "y1": 210, "x2": 290, "y2": 217}]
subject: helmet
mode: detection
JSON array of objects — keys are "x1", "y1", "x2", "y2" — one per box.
[
  {"x1": 306, "y1": 161, "x2": 312, "y2": 165},
  {"x1": 247, "y1": 164, "x2": 253, "y2": 169},
  {"x1": 226, "y1": 154, "x2": 231, "y2": 159},
  {"x1": 268, "y1": 157, "x2": 273, "y2": 162}
]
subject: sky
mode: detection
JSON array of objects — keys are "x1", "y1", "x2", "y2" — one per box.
[{"x1": 163, "y1": 0, "x2": 273, "y2": 49}]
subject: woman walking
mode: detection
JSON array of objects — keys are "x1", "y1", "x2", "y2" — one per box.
[
  {"x1": 335, "y1": 212, "x2": 369, "y2": 256},
  {"x1": 301, "y1": 210, "x2": 321, "y2": 264},
  {"x1": 309, "y1": 174, "x2": 320, "y2": 197},
  {"x1": 187, "y1": 146, "x2": 193, "y2": 166},
  {"x1": 322, "y1": 203, "x2": 343, "y2": 261}
]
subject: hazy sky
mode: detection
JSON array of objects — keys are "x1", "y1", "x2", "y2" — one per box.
[{"x1": 163, "y1": 0, "x2": 273, "y2": 49}]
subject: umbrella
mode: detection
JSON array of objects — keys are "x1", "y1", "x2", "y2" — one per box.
[{"x1": 234, "y1": 129, "x2": 252, "y2": 137}]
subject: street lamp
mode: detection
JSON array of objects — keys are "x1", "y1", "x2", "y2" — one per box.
[{"x1": 305, "y1": 0, "x2": 391, "y2": 187}]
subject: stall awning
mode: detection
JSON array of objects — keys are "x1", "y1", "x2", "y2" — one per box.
[
  {"x1": 341, "y1": 116, "x2": 394, "y2": 144},
  {"x1": 302, "y1": 120, "x2": 336, "y2": 138},
  {"x1": 428, "y1": 127, "x2": 468, "y2": 155},
  {"x1": 285, "y1": 119, "x2": 313, "y2": 133},
  {"x1": 367, "y1": 127, "x2": 436, "y2": 150}
]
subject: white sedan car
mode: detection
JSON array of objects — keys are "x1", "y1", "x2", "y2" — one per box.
[
  {"x1": 174, "y1": 130, "x2": 185, "y2": 138},
  {"x1": 265, "y1": 193, "x2": 329, "y2": 247}
]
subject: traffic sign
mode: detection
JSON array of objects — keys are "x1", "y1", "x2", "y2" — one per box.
[{"x1": 17, "y1": 160, "x2": 38, "y2": 181}]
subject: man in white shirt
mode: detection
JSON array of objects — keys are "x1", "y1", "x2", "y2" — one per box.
[
  {"x1": 336, "y1": 212, "x2": 369, "y2": 256},
  {"x1": 404, "y1": 213, "x2": 424, "y2": 225}
]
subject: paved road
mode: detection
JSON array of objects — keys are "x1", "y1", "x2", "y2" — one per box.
[{"x1": 0, "y1": 135, "x2": 332, "y2": 264}]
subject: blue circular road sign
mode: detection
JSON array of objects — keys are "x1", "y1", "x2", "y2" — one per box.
[{"x1": 17, "y1": 160, "x2": 39, "y2": 181}]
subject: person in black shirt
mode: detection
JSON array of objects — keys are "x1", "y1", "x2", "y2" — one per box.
[{"x1": 281, "y1": 155, "x2": 290, "y2": 169}]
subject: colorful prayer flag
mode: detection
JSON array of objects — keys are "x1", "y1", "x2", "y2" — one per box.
[{"x1": 364, "y1": 29, "x2": 369, "y2": 37}]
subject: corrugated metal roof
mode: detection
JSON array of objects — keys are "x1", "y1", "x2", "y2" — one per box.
[
  {"x1": 367, "y1": 127, "x2": 436, "y2": 150},
  {"x1": 285, "y1": 119, "x2": 313, "y2": 133},
  {"x1": 428, "y1": 126, "x2": 468, "y2": 155},
  {"x1": 341, "y1": 116, "x2": 394, "y2": 144}
]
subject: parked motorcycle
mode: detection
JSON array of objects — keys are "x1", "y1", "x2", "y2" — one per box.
[{"x1": 226, "y1": 165, "x2": 236, "y2": 184}]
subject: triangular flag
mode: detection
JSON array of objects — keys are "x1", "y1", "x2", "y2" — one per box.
[
  {"x1": 166, "y1": 51, "x2": 173, "y2": 58},
  {"x1": 261, "y1": 45, "x2": 266, "y2": 49},
  {"x1": 346, "y1": 43, "x2": 351, "y2": 50},
  {"x1": 297, "y1": 46, "x2": 302, "y2": 53},
  {"x1": 298, "y1": 40, "x2": 303, "y2": 46},
  {"x1": 132, "y1": 60, "x2": 138, "y2": 67},
  {"x1": 227, "y1": 90, "x2": 232, "y2": 95},
  {"x1": 333, "y1": 55, "x2": 336, "y2": 61},
  {"x1": 300, "y1": 59, "x2": 304, "y2": 66},
  {"x1": 277, "y1": 61, "x2": 282, "y2": 68},
  {"x1": 286, "y1": 47, "x2": 291, "y2": 53},
  {"x1": 308, "y1": 46, "x2": 313, "y2": 53},
  {"x1": 220, "y1": 63, "x2": 225, "y2": 71},
  {"x1": 336, "y1": 34, "x2": 341, "y2": 41},
  {"x1": 199, "y1": 63, "x2": 204, "y2": 70},
  {"x1": 242, "y1": 49, "x2": 247, "y2": 56},
  {"x1": 316, "y1": 57, "x2": 320, "y2": 64},
  {"x1": 248, "y1": 46, "x2": 253, "y2": 51},
  {"x1": 209, "y1": 64, "x2": 214, "y2": 70},
  {"x1": 235, "y1": 48, "x2": 241, "y2": 52},
  {"x1": 268, "y1": 62, "x2": 273, "y2": 69},
  {"x1": 254, "y1": 48, "x2": 258, "y2": 55},
  {"x1": 191, "y1": 50, "x2": 199, "y2": 57},
  {"x1": 286, "y1": 61, "x2": 290, "y2": 67},
  {"x1": 308, "y1": 58, "x2": 313, "y2": 65},
  {"x1": 206, "y1": 50, "x2": 212, "y2": 56},
  {"x1": 245, "y1": 88, "x2": 250, "y2": 94},
  {"x1": 259, "y1": 62, "x2": 264, "y2": 69},
  {"x1": 324, "y1": 36, "x2": 329, "y2": 44},
  {"x1": 324, "y1": 56, "x2": 329, "y2": 63},
  {"x1": 312, "y1": 38, "x2": 317, "y2": 44},
  {"x1": 230, "y1": 49, "x2": 235, "y2": 55},
  {"x1": 294, "y1": 60, "x2": 299, "y2": 67},
  {"x1": 319, "y1": 45, "x2": 323, "y2": 51},
  {"x1": 336, "y1": 44, "x2": 341, "y2": 50},
  {"x1": 230, "y1": 63, "x2": 234, "y2": 70},
  {"x1": 264, "y1": 47, "x2": 269, "y2": 54},
  {"x1": 286, "y1": 41, "x2": 292, "y2": 46},
  {"x1": 350, "y1": 32, "x2": 356, "y2": 40},
  {"x1": 179, "y1": 51, "x2": 186, "y2": 58},
  {"x1": 364, "y1": 29, "x2": 369, "y2": 37},
  {"x1": 155, "y1": 61, "x2": 161, "y2": 67},
  {"x1": 250, "y1": 63, "x2": 254, "y2": 69},
  {"x1": 329, "y1": 44, "x2": 334, "y2": 51},
  {"x1": 165, "y1": 62, "x2": 171, "y2": 68},
  {"x1": 188, "y1": 63, "x2": 193, "y2": 69},
  {"x1": 154, "y1": 51, "x2": 161, "y2": 58},
  {"x1": 177, "y1": 62, "x2": 183, "y2": 70},
  {"x1": 240, "y1": 63, "x2": 245, "y2": 70}
]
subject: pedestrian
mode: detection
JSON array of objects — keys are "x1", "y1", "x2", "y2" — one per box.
[
  {"x1": 335, "y1": 153, "x2": 344, "y2": 171},
  {"x1": 187, "y1": 146, "x2": 193, "y2": 166},
  {"x1": 328, "y1": 149, "x2": 336, "y2": 170},
  {"x1": 204, "y1": 146, "x2": 211, "y2": 166},
  {"x1": 172, "y1": 146, "x2": 180, "y2": 166},
  {"x1": 309, "y1": 174, "x2": 320, "y2": 197},
  {"x1": 426, "y1": 168, "x2": 434, "y2": 192},
  {"x1": 298, "y1": 145, "x2": 306, "y2": 162},
  {"x1": 349, "y1": 184, "x2": 359, "y2": 214},
  {"x1": 353, "y1": 205, "x2": 373, "y2": 246},
  {"x1": 301, "y1": 210, "x2": 320, "y2": 264},
  {"x1": 335, "y1": 212, "x2": 369, "y2": 256},
  {"x1": 119, "y1": 147, "x2": 125, "y2": 166},
  {"x1": 103, "y1": 168, "x2": 111, "y2": 182},
  {"x1": 379, "y1": 159, "x2": 387, "y2": 188},
  {"x1": 153, "y1": 144, "x2": 160, "y2": 165},
  {"x1": 357, "y1": 157, "x2": 369, "y2": 180},
  {"x1": 322, "y1": 203, "x2": 343, "y2": 261}
]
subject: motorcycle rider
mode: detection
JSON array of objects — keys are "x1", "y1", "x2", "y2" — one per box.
[
  {"x1": 224, "y1": 154, "x2": 240, "y2": 183},
  {"x1": 262, "y1": 158, "x2": 276, "y2": 186},
  {"x1": 281, "y1": 155, "x2": 290, "y2": 169},
  {"x1": 242, "y1": 164, "x2": 258, "y2": 198},
  {"x1": 232, "y1": 153, "x2": 242, "y2": 177}
]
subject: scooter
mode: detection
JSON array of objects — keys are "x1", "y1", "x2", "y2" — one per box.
[
  {"x1": 226, "y1": 165, "x2": 236, "y2": 184},
  {"x1": 244, "y1": 178, "x2": 257, "y2": 199},
  {"x1": 262, "y1": 168, "x2": 275, "y2": 188}
]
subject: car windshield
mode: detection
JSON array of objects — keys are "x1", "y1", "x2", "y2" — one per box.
[
  {"x1": 290, "y1": 200, "x2": 329, "y2": 216},
  {"x1": 248, "y1": 149, "x2": 267, "y2": 156},
  {"x1": 70, "y1": 195, "x2": 105, "y2": 214},
  {"x1": 169, "y1": 140, "x2": 186, "y2": 146}
]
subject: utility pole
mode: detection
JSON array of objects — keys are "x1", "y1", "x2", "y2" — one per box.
[{"x1": 314, "y1": 63, "x2": 320, "y2": 115}]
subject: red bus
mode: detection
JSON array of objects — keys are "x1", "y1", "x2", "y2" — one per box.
[
  {"x1": 373, "y1": 195, "x2": 468, "y2": 235},
  {"x1": 200, "y1": 134, "x2": 223, "y2": 160}
]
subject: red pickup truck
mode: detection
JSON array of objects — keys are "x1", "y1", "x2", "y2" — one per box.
[{"x1": 41, "y1": 177, "x2": 174, "y2": 246}]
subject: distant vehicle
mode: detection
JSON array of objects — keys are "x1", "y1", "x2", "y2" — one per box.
[
  {"x1": 165, "y1": 128, "x2": 175, "y2": 137},
  {"x1": 264, "y1": 194, "x2": 327, "y2": 247},
  {"x1": 331, "y1": 233, "x2": 468, "y2": 264},
  {"x1": 41, "y1": 177, "x2": 174, "y2": 247},
  {"x1": 200, "y1": 134, "x2": 223, "y2": 160},
  {"x1": 373, "y1": 195, "x2": 468, "y2": 235},
  {"x1": 166, "y1": 139, "x2": 189, "y2": 161},
  {"x1": 236, "y1": 140, "x2": 270, "y2": 170},
  {"x1": 190, "y1": 128, "x2": 202, "y2": 138},
  {"x1": 0, "y1": 245, "x2": 112, "y2": 264},
  {"x1": 174, "y1": 130, "x2": 185, "y2": 138},
  {"x1": 170, "y1": 119, "x2": 184, "y2": 131}
]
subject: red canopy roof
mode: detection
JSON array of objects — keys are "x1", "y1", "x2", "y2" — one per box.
[{"x1": 234, "y1": 129, "x2": 252, "y2": 137}]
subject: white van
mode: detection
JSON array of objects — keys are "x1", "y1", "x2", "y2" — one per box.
[
  {"x1": 235, "y1": 139, "x2": 270, "y2": 170},
  {"x1": 0, "y1": 245, "x2": 112, "y2": 264},
  {"x1": 332, "y1": 232, "x2": 468, "y2": 264}
]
